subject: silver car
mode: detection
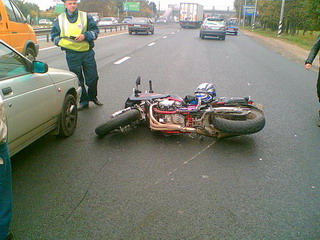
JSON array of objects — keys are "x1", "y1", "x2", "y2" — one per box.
[
  {"x1": 200, "y1": 18, "x2": 226, "y2": 40},
  {"x1": 128, "y1": 17, "x2": 154, "y2": 35},
  {"x1": 0, "y1": 40, "x2": 81, "y2": 156}
]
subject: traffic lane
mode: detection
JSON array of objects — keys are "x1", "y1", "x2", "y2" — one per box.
[
  {"x1": 70, "y1": 27, "x2": 319, "y2": 239},
  {"x1": 36, "y1": 23, "x2": 181, "y2": 71},
  {"x1": 80, "y1": 28, "x2": 319, "y2": 238},
  {"x1": 11, "y1": 27, "x2": 319, "y2": 238}
]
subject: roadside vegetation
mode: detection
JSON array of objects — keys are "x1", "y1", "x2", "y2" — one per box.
[
  {"x1": 234, "y1": 0, "x2": 320, "y2": 50},
  {"x1": 241, "y1": 27, "x2": 320, "y2": 51}
]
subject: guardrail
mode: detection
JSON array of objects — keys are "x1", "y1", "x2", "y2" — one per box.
[{"x1": 34, "y1": 24, "x2": 128, "y2": 42}]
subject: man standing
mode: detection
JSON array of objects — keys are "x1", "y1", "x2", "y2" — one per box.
[
  {"x1": 51, "y1": 0, "x2": 103, "y2": 110},
  {"x1": 0, "y1": 96, "x2": 13, "y2": 240},
  {"x1": 305, "y1": 35, "x2": 320, "y2": 126}
]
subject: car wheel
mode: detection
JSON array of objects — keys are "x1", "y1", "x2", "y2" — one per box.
[
  {"x1": 25, "y1": 47, "x2": 36, "y2": 61},
  {"x1": 129, "y1": 31, "x2": 132, "y2": 35},
  {"x1": 58, "y1": 94, "x2": 78, "y2": 137},
  {"x1": 221, "y1": 36, "x2": 226, "y2": 40},
  {"x1": 200, "y1": 33, "x2": 204, "y2": 39}
]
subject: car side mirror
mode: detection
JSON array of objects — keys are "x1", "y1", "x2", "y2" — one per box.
[{"x1": 32, "y1": 61, "x2": 48, "y2": 73}]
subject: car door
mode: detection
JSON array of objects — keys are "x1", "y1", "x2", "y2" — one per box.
[
  {"x1": 0, "y1": 42, "x2": 57, "y2": 145},
  {"x1": 3, "y1": 0, "x2": 29, "y2": 53},
  {"x1": 0, "y1": 7, "x2": 10, "y2": 45}
]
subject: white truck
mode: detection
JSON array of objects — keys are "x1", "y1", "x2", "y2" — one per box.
[{"x1": 179, "y1": 3, "x2": 204, "y2": 28}]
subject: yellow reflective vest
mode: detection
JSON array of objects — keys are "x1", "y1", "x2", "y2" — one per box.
[{"x1": 58, "y1": 11, "x2": 90, "y2": 52}]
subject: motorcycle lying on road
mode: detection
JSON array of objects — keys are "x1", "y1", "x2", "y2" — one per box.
[{"x1": 95, "y1": 77, "x2": 266, "y2": 139}]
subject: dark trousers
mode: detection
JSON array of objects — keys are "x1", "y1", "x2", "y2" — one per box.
[
  {"x1": 0, "y1": 143, "x2": 12, "y2": 240},
  {"x1": 66, "y1": 49, "x2": 99, "y2": 104}
]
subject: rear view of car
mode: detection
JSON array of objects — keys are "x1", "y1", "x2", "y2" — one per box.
[
  {"x1": 226, "y1": 18, "x2": 239, "y2": 35},
  {"x1": 97, "y1": 17, "x2": 118, "y2": 26},
  {"x1": 199, "y1": 18, "x2": 226, "y2": 40},
  {"x1": 128, "y1": 17, "x2": 154, "y2": 35}
]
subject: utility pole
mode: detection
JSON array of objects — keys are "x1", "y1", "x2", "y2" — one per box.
[
  {"x1": 278, "y1": 0, "x2": 285, "y2": 36},
  {"x1": 242, "y1": 0, "x2": 247, "y2": 26},
  {"x1": 252, "y1": 0, "x2": 258, "y2": 31}
]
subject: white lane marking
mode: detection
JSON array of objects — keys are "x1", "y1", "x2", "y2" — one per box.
[
  {"x1": 114, "y1": 56, "x2": 130, "y2": 65},
  {"x1": 40, "y1": 46, "x2": 57, "y2": 51},
  {"x1": 171, "y1": 32, "x2": 175, "y2": 34},
  {"x1": 148, "y1": 42, "x2": 156, "y2": 47},
  {"x1": 163, "y1": 36, "x2": 167, "y2": 39},
  {"x1": 177, "y1": 30, "x2": 180, "y2": 32}
]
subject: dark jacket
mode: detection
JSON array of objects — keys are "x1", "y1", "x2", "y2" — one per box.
[
  {"x1": 305, "y1": 35, "x2": 320, "y2": 64},
  {"x1": 50, "y1": 9, "x2": 99, "y2": 52}
]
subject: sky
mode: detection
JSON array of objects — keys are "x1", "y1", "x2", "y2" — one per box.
[{"x1": 25, "y1": 0, "x2": 235, "y2": 11}]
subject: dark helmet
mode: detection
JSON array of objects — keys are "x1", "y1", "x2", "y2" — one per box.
[{"x1": 194, "y1": 83, "x2": 216, "y2": 103}]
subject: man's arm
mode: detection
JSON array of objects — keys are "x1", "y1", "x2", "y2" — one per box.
[
  {"x1": 305, "y1": 35, "x2": 320, "y2": 65},
  {"x1": 83, "y1": 15, "x2": 99, "y2": 41},
  {"x1": 50, "y1": 19, "x2": 62, "y2": 46}
]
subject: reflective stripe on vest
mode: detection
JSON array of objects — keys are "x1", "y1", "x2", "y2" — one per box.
[{"x1": 58, "y1": 11, "x2": 89, "y2": 52}]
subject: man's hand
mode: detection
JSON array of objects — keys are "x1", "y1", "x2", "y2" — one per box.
[
  {"x1": 305, "y1": 63, "x2": 312, "y2": 70},
  {"x1": 75, "y1": 34, "x2": 85, "y2": 42}
]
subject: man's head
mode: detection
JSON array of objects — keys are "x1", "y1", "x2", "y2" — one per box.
[{"x1": 62, "y1": 0, "x2": 78, "y2": 13}]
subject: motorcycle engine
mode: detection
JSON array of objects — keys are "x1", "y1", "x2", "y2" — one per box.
[
  {"x1": 158, "y1": 99, "x2": 181, "y2": 111},
  {"x1": 157, "y1": 99, "x2": 185, "y2": 126}
]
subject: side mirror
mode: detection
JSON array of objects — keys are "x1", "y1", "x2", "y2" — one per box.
[{"x1": 32, "y1": 61, "x2": 48, "y2": 73}]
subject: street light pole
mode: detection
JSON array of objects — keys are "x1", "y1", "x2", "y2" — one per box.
[
  {"x1": 242, "y1": 0, "x2": 247, "y2": 26},
  {"x1": 252, "y1": 0, "x2": 258, "y2": 31},
  {"x1": 278, "y1": 0, "x2": 285, "y2": 36}
]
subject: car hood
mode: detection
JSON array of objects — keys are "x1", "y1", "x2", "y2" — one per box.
[{"x1": 46, "y1": 68, "x2": 78, "y2": 83}]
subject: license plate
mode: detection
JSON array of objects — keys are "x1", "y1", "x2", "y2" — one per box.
[{"x1": 134, "y1": 25, "x2": 140, "y2": 27}]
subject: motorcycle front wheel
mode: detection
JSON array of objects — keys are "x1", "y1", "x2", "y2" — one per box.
[
  {"x1": 211, "y1": 108, "x2": 266, "y2": 135},
  {"x1": 95, "y1": 109, "x2": 141, "y2": 137}
]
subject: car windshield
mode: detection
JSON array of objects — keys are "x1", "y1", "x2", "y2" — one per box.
[{"x1": 131, "y1": 18, "x2": 147, "y2": 23}]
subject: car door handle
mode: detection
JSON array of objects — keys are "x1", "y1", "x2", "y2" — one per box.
[{"x1": 2, "y1": 87, "x2": 12, "y2": 95}]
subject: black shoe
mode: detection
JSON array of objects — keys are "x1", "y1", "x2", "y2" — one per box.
[
  {"x1": 91, "y1": 99, "x2": 103, "y2": 106},
  {"x1": 78, "y1": 103, "x2": 89, "y2": 111},
  {"x1": 6, "y1": 232, "x2": 13, "y2": 240}
]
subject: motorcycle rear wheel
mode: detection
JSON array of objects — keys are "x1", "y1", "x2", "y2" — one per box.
[
  {"x1": 95, "y1": 109, "x2": 141, "y2": 137},
  {"x1": 211, "y1": 108, "x2": 265, "y2": 135}
]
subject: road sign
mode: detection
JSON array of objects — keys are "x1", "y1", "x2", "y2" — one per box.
[
  {"x1": 123, "y1": 2, "x2": 140, "y2": 12},
  {"x1": 243, "y1": 5, "x2": 257, "y2": 16}
]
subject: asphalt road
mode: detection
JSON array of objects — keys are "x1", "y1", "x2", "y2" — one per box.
[{"x1": 11, "y1": 24, "x2": 319, "y2": 239}]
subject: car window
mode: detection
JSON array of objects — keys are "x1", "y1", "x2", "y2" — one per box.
[
  {"x1": 133, "y1": 18, "x2": 147, "y2": 23},
  {"x1": 0, "y1": 43, "x2": 29, "y2": 79},
  {"x1": 205, "y1": 19, "x2": 225, "y2": 25},
  {"x1": 4, "y1": 0, "x2": 26, "y2": 23}
]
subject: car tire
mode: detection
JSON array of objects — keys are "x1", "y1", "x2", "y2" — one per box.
[
  {"x1": 129, "y1": 31, "x2": 132, "y2": 35},
  {"x1": 58, "y1": 94, "x2": 78, "y2": 137},
  {"x1": 25, "y1": 47, "x2": 36, "y2": 61},
  {"x1": 221, "y1": 36, "x2": 226, "y2": 40},
  {"x1": 200, "y1": 33, "x2": 204, "y2": 39}
]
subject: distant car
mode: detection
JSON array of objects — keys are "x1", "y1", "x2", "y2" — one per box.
[
  {"x1": 128, "y1": 17, "x2": 154, "y2": 35},
  {"x1": 199, "y1": 18, "x2": 226, "y2": 40},
  {"x1": 156, "y1": 17, "x2": 167, "y2": 24},
  {"x1": 122, "y1": 16, "x2": 133, "y2": 23},
  {"x1": 97, "y1": 17, "x2": 118, "y2": 26},
  {"x1": 39, "y1": 19, "x2": 53, "y2": 25},
  {"x1": 0, "y1": 40, "x2": 81, "y2": 156},
  {"x1": 226, "y1": 18, "x2": 239, "y2": 35}
]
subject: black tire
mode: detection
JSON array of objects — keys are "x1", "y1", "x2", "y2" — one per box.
[
  {"x1": 25, "y1": 47, "x2": 36, "y2": 61},
  {"x1": 221, "y1": 35, "x2": 226, "y2": 40},
  {"x1": 200, "y1": 32, "x2": 204, "y2": 39},
  {"x1": 58, "y1": 94, "x2": 78, "y2": 137},
  {"x1": 95, "y1": 109, "x2": 141, "y2": 137},
  {"x1": 212, "y1": 108, "x2": 265, "y2": 135}
]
